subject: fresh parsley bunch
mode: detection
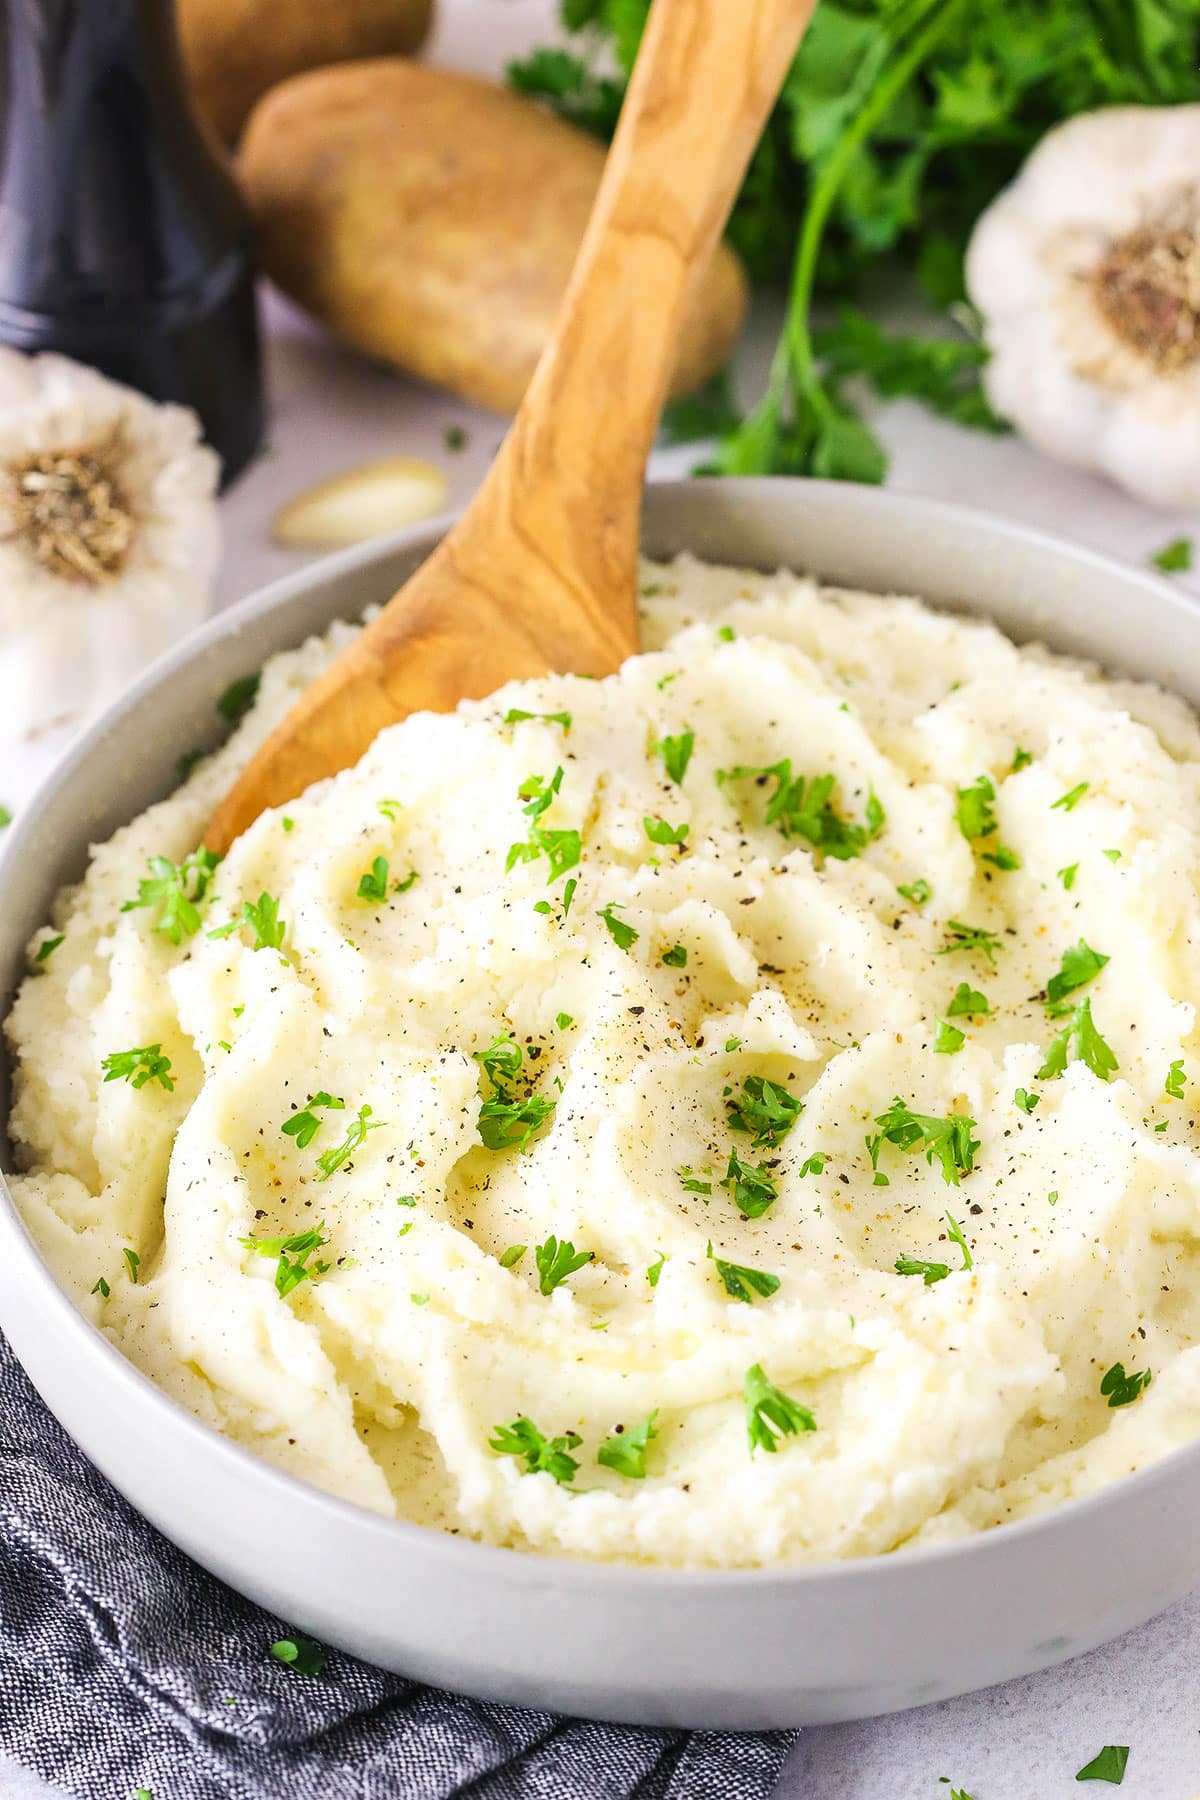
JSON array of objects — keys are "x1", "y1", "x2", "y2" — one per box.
[{"x1": 511, "y1": 0, "x2": 1200, "y2": 480}]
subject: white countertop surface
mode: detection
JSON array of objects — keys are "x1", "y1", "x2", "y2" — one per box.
[{"x1": 6, "y1": 3, "x2": 1200, "y2": 1795}]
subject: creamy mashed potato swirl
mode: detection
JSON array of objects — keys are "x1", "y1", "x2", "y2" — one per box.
[{"x1": 9, "y1": 555, "x2": 1200, "y2": 1568}]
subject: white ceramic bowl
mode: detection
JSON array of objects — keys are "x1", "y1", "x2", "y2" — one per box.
[{"x1": 3, "y1": 480, "x2": 1200, "y2": 1729}]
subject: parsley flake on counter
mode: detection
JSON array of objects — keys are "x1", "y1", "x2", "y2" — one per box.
[
  {"x1": 1046, "y1": 939, "x2": 1109, "y2": 1014},
  {"x1": 656, "y1": 728, "x2": 694, "y2": 785},
  {"x1": 597, "y1": 1410, "x2": 658, "y2": 1480},
  {"x1": 725, "y1": 1075, "x2": 803, "y2": 1148},
  {"x1": 1014, "y1": 1087, "x2": 1039, "y2": 1114},
  {"x1": 34, "y1": 935, "x2": 64, "y2": 964},
  {"x1": 356, "y1": 856, "x2": 391, "y2": 902},
  {"x1": 101, "y1": 1045, "x2": 175, "y2": 1092},
  {"x1": 597, "y1": 901, "x2": 638, "y2": 950},
  {"x1": 646, "y1": 1251, "x2": 666, "y2": 1287},
  {"x1": 241, "y1": 1224, "x2": 329, "y2": 1297},
  {"x1": 1052, "y1": 781, "x2": 1090, "y2": 812},
  {"x1": 707, "y1": 1241, "x2": 780, "y2": 1303},
  {"x1": 744, "y1": 1363, "x2": 816, "y2": 1455},
  {"x1": 1038, "y1": 997, "x2": 1117, "y2": 1082},
  {"x1": 871, "y1": 1099, "x2": 979, "y2": 1187},
  {"x1": 91, "y1": 1276, "x2": 110, "y2": 1299},
  {"x1": 208, "y1": 891, "x2": 286, "y2": 952},
  {"x1": 315, "y1": 1104, "x2": 382, "y2": 1179},
  {"x1": 644, "y1": 815, "x2": 690, "y2": 846},
  {"x1": 216, "y1": 672, "x2": 259, "y2": 722},
  {"x1": 282, "y1": 1091, "x2": 344, "y2": 1148},
  {"x1": 122, "y1": 848, "x2": 222, "y2": 944},
  {"x1": 937, "y1": 920, "x2": 1002, "y2": 965},
  {"x1": 720, "y1": 1148, "x2": 779, "y2": 1218},
  {"x1": 503, "y1": 707, "x2": 572, "y2": 731},
  {"x1": 1165, "y1": 1059, "x2": 1187, "y2": 1100},
  {"x1": 499, "y1": 1244, "x2": 527, "y2": 1268},
  {"x1": 1151, "y1": 536, "x2": 1192, "y2": 573},
  {"x1": 1100, "y1": 1362, "x2": 1152, "y2": 1408},
  {"x1": 933, "y1": 1018, "x2": 964, "y2": 1054},
  {"x1": 270, "y1": 1633, "x2": 327, "y2": 1676},
  {"x1": 1075, "y1": 1744, "x2": 1130, "y2": 1783},
  {"x1": 489, "y1": 1415, "x2": 581, "y2": 1484},
  {"x1": 1059, "y1": 862, "x2": 1079, "y2": 890},
  {"x1": 720, "y1": 760, "x2": 884, "y2": 859},
  {"x1": 662, "y1": 943, "x2": 688, "y2": 968},
  {"x1": 534, "y1": 1234, "x2": 593, "y2": 1295},
  {"x1": 123, "y1": 1248, "x2": 141, "y2": 1283},
  {"x1": 947, "y1": 982, "x2": 989, "y2": 1018},
  {"x1": 677, "y1": 1166, "x2": 713, "y2": 1196},
  {"x1": 897, "y1": 877, "x2": 931, "y2": 906}
]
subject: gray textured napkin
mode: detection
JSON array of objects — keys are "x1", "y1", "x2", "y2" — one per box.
[{"x1": 0, "y1": 1335, "x2": 795, "y2": 1798}]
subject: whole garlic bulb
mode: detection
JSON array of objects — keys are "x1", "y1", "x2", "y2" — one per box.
[
  {"x1": 0, "y1": 349, "x2": 220, "y2": 743},
  {"x1": 966, "y1": 105, "x2": 1200, "y2": 511}
]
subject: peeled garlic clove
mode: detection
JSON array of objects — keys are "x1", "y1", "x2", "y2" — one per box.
[{"x1": 273, "y1": 456, "x2": 448, "y2": 547}]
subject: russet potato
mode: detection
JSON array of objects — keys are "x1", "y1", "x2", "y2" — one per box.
[{"x1": 238, "y1": 62, "x2": 749, "y2": 415}]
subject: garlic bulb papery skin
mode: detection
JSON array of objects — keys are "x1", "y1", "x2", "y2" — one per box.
[
  {"x1": 0, "y1": 349, "x2": 220, "y2": 744},
  {"x1": 966, "y1": 105, "x2": 1200, "y2": 512}
]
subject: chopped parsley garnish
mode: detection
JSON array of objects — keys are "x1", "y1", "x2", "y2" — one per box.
[
  {"x1": 394, "y1": 869, "x2": 419, "y2": 893},
  {"x1": 982, "y1": 844, "x2": 1021, "y2": 870},
  {"x1": 534, "y1": 1234, "x2": 593, "y2": 1295},
  {"x1": 1052, "y1": 781, "x2": 1090, "y2": 812},
  {"x1": 725, "y1": 1075, "x2": 803, "y2": 1148},
  {"x1": 208, "y1": 891, "x2": 286, "y2": 952},
  {"x1": 716, "y1": 624, "x2": 736, "y2": 642},
  {"x1": 744, "y1": 1363, "x2": 816, "y2": 1455},
  {"x1": 1011, "y1": 747, "x2": 1033, "y2": 772},
  {"x1": 1103, "y1": 847, "x2": 1122, "y2": 863},
  {"x1": 871, "y1": 1099, "x2": 979, "y2": 1186},
  {"x1": 597, "y1": 1410, "x2": 658, "y2": 1480},
  {"x1": 123, "y1": 1248, "x2": 141, "y2": 1284},
  {"x1": 707, "y1": 1240, "x2": 780, "y2": 1303},
  {"x1": 720, "y1": 1147, "x2": 779, "y2": 1217},
  {"x1": 799, "y1": 1153, "x2": 826, "y2": 1177},
  {"x1": 499, "y1": 1244, "x2": 526, "y2": 1268},
  {"x1": 315, "y1": 1105, "x2": 382, "y2": 1179},
  {"x1": 489, "y1": 1416, "x2": 581, "y2": 1484},
  {"x1": 677, "y1": 1165, "x2": 713, "y2": 1196},
  {"x1": 270, "y1": 1633, "x2": 327, "y2": 1676},
  {"x1": 503, "y1": 708, "x2": 572, "y2": 731},
  {"x1": 1046, "y1": 939, "x2": 1109, "y2": 1014},
  {"x1": 555, "y1": 1012, "x2": 574, "y2": 1029},
  {"x1": 644, "y1": 816, "x2": 689, "y2": 846},
  {"x1": 1014, "y1": 1087, "x2": 1039, "y2": 1114},
  {"x1": 356, "y1": 856, "x2": 390, "y2": 902},
  {"x1": 646, "y1": 1251, "x2": 666, "y2": 1287},
  {"x1": 377, "y1": 798, "x2": 403, "y2": 821},
  {"x1": 122, "y1": 848, "x2": 222, "y2": 944},
  {"x1": 1151, "y1": 536, "x2": 1192, "y2": 573},
  {"x1": 91, "y1": 1276, "x2": 110, "y2": 1299},
  {"x1": 897, "y1": 877, "x2": 931, "y2": 906},
  {"x1": 720, "y1": 760, "x2": 884, "y2": 859},
  {"x1": 661, "y1": 943, "x2": 688, "y2": 967},
  {"x1": 1100, "y1": 1362, "x2": 1151, "y2": 1408},
  {"x1": 1038, "y1": 997, "x2": 1118, "y2": 1082},
  {"x1": 474, "y1": 1033, "x2": 524, "y2": 1088},
  {"x1": 656, "y1": 729, "x2": 695, "y2": 785},
  {"x1": 101, "y1": 1045, "x2": 175, "y2": 1092},
  {"x1": 895, "y1": 1253, "x2": 950, "y2": 1285},
  {"x1": 933, "y1": 1018, "x2": 964, "y2": 1054},
  {"x1": 506, "y1": 766, "x2": 582, "y2": 884},
  {"x1": 937, "y1": 920, "x2": 1002, "y2": 965},
  {"x1": 241, "y1": 1223, "x2": 329, "y2": 1297},
  {"x1": 1075, "y1": 1744, "x2": 1130, "y2": 1783},
  {"x1": 945, "y1": 1211, "x2": 973, "y2": 1268},
  {"x1": 947, "y1": 982, "x2": 989, "y2": 1018},
  {"x1": 281, "y1": 817, "x2": 294, "y2": 832},
  {"x1": 282, "y1": 1092, "x2": 344, "y2": 1148},
  {"x1": 725, "y1": 1037, "x2": 743, "y2": 1052},
  {"x1": 216, "y1": 672, "x2": 259, "y2": 722},
  {"x1": 597, "y1": 901, "x2": 638, "y2": 951},
  {"x1": 479, "y1": 1092, "x2": 556, "y2": 1152},
  {"x1": 1058, "y1": 862, "x2": 1078, "y2": 890},
  {"x1": 955, "y1": 773, "x2": 998, "y2": 840},
  {"x1": 1166, "y1": 1059, "x2": 1187, "y2": 1100},
  {"x1": 34, "y1": 935, "x2": 64, "y2": 964},
  {"x1": 0, "y1": 805, "x2": 10, "y2": 828}
]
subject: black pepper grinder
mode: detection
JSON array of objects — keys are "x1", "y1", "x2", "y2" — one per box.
[{"x1": 0, "y1": 0, "x2": 263, "y2": 485}]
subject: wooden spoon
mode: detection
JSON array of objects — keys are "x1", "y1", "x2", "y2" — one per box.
[{"x1": 208, "y1": 0, "x2": 816, "y2": 853}]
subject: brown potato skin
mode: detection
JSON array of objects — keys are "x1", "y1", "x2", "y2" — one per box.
[
  {"x1": 178, "y1": 0, "x2": 434, "y2": 147},
  {"x1": 238, "y1": 62, "x2": 749, "y2": 415}
]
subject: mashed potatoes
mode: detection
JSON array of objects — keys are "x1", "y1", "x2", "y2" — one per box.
[{"x1": 9, "y1": 555, "x2": 1200, "y2": 1568}]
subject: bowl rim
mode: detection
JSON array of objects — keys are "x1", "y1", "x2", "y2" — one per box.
[{"x1": 4, "y1": 475, "x2": 1199, "y2": 1596}]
